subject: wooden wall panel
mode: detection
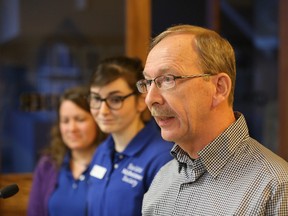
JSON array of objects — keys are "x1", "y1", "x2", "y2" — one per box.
[
  {"x1": 206, "y1": 0, "x2": 221, "y2": 32},
  {"x1": 125, "y1": 0, "x2": 151, "y2": 64},
  {"x1": 278, "y1": 0, "x2": 288, "y2": 160}
]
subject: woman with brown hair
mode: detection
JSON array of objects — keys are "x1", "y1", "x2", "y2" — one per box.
[
  {"x1": 86, "y1": 56, "x2": 173, "y2": 216},
  {"x1": 28, "y1": 86, "x2": 107, "y2": 216}
]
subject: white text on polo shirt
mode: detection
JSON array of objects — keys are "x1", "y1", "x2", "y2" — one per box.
[{"x1": 121, "y1": 163, "x2": 143, "y2": 187}]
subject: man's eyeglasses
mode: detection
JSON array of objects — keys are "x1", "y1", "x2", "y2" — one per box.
[
  {"x1": 136, "y1": 74, "x2": 212, "y2": 93},
  {"x1": 87, "y1": 92, "x2": 135, "y2": 110}
]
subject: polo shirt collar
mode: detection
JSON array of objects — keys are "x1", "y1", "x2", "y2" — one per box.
[
  {"x1": 102, "y1": 119, "x2": 159, "y2": 157},
  {"x1": 62, "y1": 152, "x2": 93, "y2": 173},
  {"x1": 62, "y1": 153, "x2": 71, "y2": 169}
]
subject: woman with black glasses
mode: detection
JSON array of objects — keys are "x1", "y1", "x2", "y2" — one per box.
[{"x1": 86, "y1": 56, "x2": 173, "y2": 216}]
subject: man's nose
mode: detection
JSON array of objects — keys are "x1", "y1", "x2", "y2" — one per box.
[{"x1": 145, "y1": 82, "x2": 163, "y2": 108}]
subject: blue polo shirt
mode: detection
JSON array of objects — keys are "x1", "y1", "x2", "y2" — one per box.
[
  {"x1": 87, "y1": 120, "x2": 173, "y2": 216},
  {"x1": 48, "y1": 155, "x2": 91, "y2": 216}
]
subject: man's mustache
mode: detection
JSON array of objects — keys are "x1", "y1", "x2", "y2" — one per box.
[{"x1": 150, "y1": 105, "x2": 175, "y2": 117}]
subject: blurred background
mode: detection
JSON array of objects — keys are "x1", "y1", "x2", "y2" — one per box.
[{"x1": 0, "y1": 0, "x2": 286, "y2": 174}]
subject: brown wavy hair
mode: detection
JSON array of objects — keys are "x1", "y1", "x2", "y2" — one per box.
[{"x1": 42, "y1": 86, "x2": 107, "y2": 168}]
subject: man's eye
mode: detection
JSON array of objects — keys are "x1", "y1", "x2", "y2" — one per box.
[{"x1": 163, "y1": 76, "x2": 174, "y2": 82}]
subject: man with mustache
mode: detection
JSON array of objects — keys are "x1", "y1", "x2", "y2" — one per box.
[{"x1": 136, "y1": 24, "x2": 288, "y2": 215}]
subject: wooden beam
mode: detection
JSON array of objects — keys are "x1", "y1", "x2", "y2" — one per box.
[
  {"x1": 278, "y1": 0, "x2": 288, "y2": 160},
  {"x1": 125, "y1": 0, "x2": 151, "y2": 64},
  {"x1": 206, "y1": 0, "x2": 221, "y2": 32}
]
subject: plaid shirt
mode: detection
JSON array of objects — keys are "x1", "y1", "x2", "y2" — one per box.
[{"x1": 142, "y1": 113, "x2": 288, "y2": 216}]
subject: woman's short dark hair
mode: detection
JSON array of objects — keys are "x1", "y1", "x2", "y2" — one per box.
[{"x1": 90, "y1": 56, "x2": 144, "y2": 95}]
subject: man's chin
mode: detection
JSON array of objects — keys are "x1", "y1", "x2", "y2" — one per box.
[{"x1": 160, "y1": 131, "x2": 176, "y2": 142}]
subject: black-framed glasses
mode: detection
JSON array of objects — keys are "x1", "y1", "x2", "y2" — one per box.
[
  {"x1": 87, "y1": 92, "x2": 136, "y2": 110},
  {"x1": 136, "y1": 74, "x2": 212, "y2": 93}
]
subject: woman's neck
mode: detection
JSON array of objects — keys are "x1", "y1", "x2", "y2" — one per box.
[
  {"x1": 70, "y1": 145, "x2": 96, "y2": 179},
  {"x1": 71, "y1": 145, "x2": 96, "y2": 163},
  {"x1": 113, "y1": 118, "x2": 145, "y2": 152}
]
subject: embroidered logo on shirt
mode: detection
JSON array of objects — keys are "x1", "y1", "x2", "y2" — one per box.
[{"x1": 121, "y1": 163, "x2": 143, "y2": 187}]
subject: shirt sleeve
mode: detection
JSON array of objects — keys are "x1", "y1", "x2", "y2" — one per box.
[
  {"x1": 265, "y1": 181, "x2": 288, "y2": 215},
  {"x1": 27, "y1": 156, "x2": 57, "y2": 216}
]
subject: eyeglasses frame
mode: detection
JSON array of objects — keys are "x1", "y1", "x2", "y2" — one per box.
[
  {"x1": 136, "y1": 73, "x2": 213, "y2": 93},
  {"x1": 88, "y1": 92, "x2": 136, "y2": 110}
]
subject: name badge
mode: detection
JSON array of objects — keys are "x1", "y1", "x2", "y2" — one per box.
[{"x1": 90, "y1": 165, "x2": 107, "y2": 179}]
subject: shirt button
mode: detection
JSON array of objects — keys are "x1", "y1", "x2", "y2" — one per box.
[
  {"x1": 79, "y1": 175, "x2": 85, "y2": 181},
  {"x1": 72, "y1": 183, "x2": 78, "y2": 189},
  {"x1": 114, "y1": 164, "x2": 119, "y2": 169},
  {"x1": 119, "y1": 155, "x2": 123, "y2": 159}
]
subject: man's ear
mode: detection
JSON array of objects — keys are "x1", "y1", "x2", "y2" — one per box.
[{"x1": 211, "y1": 73, "x2": 231, "y2": 108}]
